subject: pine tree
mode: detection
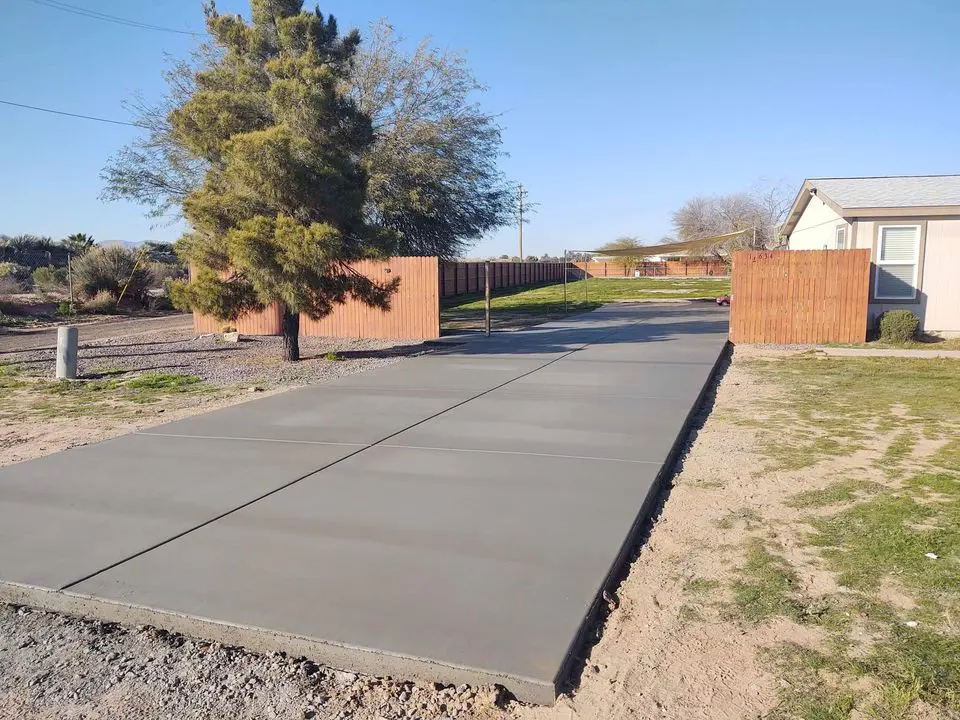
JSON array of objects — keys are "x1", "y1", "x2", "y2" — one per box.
[{"x1": 170, "y1": 0, "x2": 397, "y2": 361}]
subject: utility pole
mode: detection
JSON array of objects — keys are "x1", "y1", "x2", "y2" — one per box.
[{"x1": 518, "y1": 184, "x2": 524, "y2": 260}]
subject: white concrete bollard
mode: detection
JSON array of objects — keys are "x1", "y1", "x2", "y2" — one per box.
[{"x1": 56, "y1": 326, "x2": 78, "y2": 380}]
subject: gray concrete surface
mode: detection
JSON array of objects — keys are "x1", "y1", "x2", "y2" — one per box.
[
  {"x1": 0, "y1": 303, "x2": 729, "y2": 703},
  {"x1": 0, "y1": 434, "x2": 357, "y2": 589}
]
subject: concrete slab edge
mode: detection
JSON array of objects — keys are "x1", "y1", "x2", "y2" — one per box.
[
  {"x1": 551, "y1": 339, "x2": 731, "y2": 694},
  {"x1": 0, "y1": 580, "x2": 556, "y2": 705}
]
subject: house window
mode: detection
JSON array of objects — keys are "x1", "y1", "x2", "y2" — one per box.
[
  {"x1": 835, "y1": 225, "x2": 847, "y2": 249},
  {"x1": 875, "y1": 224, "x2": 920, "y2": 300}
]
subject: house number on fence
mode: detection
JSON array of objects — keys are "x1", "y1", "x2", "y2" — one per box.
[{"x1": 750, "y1": 252, "x2": 776, "y2": 262}]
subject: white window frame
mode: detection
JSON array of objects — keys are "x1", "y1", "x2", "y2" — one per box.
[
  {"x1": 835, "y1": 225, "x2": 847, "y2": 250},
  {"x1": 874, "y1": 224, "x2": 921, "y2": 301}
]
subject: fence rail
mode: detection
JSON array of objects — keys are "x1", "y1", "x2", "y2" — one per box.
[
  {"x1": 194, "y1": 258, "x2": 569, "y2": 340},
  {"x1": 439, "y1": 261, "x2": 564, "y2": 298},
  {"x1": 572, "y1": 260, "x2": 728, "y2": 278},
  {"x1": 730, "y1": 249, "x2": 870, "y2": 344},
  {"x1": 194, "y1": 257, "x2": 441, "y2": 340}
]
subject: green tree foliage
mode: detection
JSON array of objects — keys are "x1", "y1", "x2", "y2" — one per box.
[
  {"x1": 143, "y1": 241, "x2": 180, "y2": 265},
  {"x1": 166, "y1": 1, "x2": 398, "y2": 360},
  {"x1": 597, "y1": 237, "x2": 646, "y2": 275},
  {"x1": 350, "y1": 21, "x2": 512, "y2": 258},
  {"x1": 0, "y1": 234, "x2": 54, "y2": 252},
  {"x1": 101, "y1": 18, "x2": 512, "y2": 262},
  {"x1": 60, "y1": 233, "x2": 95, "y2": 255}
]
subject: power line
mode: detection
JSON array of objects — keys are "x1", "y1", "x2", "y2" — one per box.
[
  {"x1": 0, "y1": 99, "x2": 143, "y2": 128},
  {"x1": 26, "y1": 0, "x2": 201, "y2": 36}
]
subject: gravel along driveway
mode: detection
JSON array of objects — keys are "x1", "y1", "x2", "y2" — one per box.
[
  {"x1": 1, "y1": 329, "x2": 427, "y2": 387},
  {"x1": 0, "y1": 605, "x2": 504, "y2": 720},
  {"x1": 0, "y1": 314, "x2": 195, "y2": 353}
]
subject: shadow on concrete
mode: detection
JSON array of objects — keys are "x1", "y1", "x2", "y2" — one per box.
[{"x1": 431, "y1": 308, "x2": 729, "y2": 358}]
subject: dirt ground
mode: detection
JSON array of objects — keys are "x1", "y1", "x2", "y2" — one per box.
[
  {"x1": 0, "y1": 313, "x2": 194, "y2": 353},
  {"x1": 1, "y1": 346, "x2": 956, "y2": 719}
]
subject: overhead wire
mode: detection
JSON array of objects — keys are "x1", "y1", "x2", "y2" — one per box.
[
  {"x1": 0, "y1": 99, "x2": 144, "y2": 128},
  {"x1": 25, "y1": 0, "x2": 202, "y2": 36}
]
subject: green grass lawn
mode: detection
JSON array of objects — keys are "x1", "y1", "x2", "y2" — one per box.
[
  {"x1": 441, "y1": 276, "x2": 730, "y2": 331},
  {"x1": 724, "y1": 355, "x2": 960, "y2": 717},
  {"x1": 0, "y1": 364, "x2": 218, "y2": 420},
  {"x1": 830, "y1": 335, "x2": 960, "y2": 352}
]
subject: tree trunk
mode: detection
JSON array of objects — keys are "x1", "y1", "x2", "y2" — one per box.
[{"x1": 281, "y1": 306, "x2": 300, "y2": 362}]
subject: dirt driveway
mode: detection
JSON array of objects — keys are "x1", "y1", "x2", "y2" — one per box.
[{"x1": 0, "y1": 314, "x2": 194, "y2": 353}]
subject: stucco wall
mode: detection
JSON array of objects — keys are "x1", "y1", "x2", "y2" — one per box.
[
  {"x1": 920, "y1": 219, "x2": 960, "y2": 333},
  {"x1": 860, "y1": 217, "x2": 960, "y2": 335},
  {"x1": 787, "y1": 196, "x2": 849, "y2": 250}
]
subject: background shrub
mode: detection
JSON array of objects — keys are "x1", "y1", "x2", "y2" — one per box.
[
  {"x1": 0, "y1": 262, "x2": 32, "y2": 289},
  {"x1": 31, "y1": 266, "x2": 69, "y2": 293},
  {"x1": 72, "y1": 246, "x2": 153, "y2": 305},
  {"x1": 147, "y1": 260, "x2": 186, "y2": 288},
  {"x1": 879, "y1": 309, "x2": 920, "y2": 344},
  {"x1": 83, "y1": 290, "x2": 118, "y2": 314}
]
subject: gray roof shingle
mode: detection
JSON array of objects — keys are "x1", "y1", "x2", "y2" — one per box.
[{"x1": 810, "y1": 175, "x2": 960, "y2": 209}]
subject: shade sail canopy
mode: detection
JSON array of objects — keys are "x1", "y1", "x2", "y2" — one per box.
[{"x1": 584, "y1": 229, "x2": 750, "y2": 257}]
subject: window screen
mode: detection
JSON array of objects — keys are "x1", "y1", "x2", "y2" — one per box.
[
  {"x1": 875, "y1": 225, "x2": 919, "y2": 300},
  {"x1": 835, "y1": 226, "x2": 847, "y2": 250}
]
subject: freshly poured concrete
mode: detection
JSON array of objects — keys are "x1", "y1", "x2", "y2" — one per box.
[
  {"x1": 72, "y1": 448, "x2": 661, "y2": 687},
  {"x1": 0, "y1": 303, "x2": 728, "y2": 703},
  {"x1": 142, "y1": 385, "x2": 475, "y2": 445},
  {"x1": 0, "y1": 434, "x2": 357, "y2": 588}
]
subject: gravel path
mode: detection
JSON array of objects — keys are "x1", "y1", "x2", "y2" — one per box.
[
  {"x1": 0, "y1": 605, "x2": 503, "y2": 720},
  {"x1": 0, "y1": 315, "x2": 194, "y2": 353},
  {"x1": 1, "y1": 329, "x2": 429, "y2": 388}
]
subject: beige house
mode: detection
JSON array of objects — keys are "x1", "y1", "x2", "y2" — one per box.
[{"x1": 781, "y1": 175, "x2": 960, "y2": 335}]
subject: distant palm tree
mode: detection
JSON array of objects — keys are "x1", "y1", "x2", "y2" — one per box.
[
  {"x1": 61, "y1": 233, "x2": 95, "y2": 255},
  {"x1": 7, "y1": 234, "x2": 54, "y2": 252}
]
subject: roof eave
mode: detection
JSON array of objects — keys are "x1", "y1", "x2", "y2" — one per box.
[
  {"x1": 781, "y1": 180, "x2": 847, "y2": 237},
  {"x1": 841, "y1": 205, "x2": 960, "y2": 218}
]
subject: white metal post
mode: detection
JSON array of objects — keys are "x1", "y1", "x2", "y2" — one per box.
[{"x1": 56, "y1": 326, "x2": 78, "y2": 380}]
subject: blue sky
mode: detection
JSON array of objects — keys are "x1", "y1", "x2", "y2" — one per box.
[{"x1": 2, "y1": 0, "x2": 958, "y2": 258}]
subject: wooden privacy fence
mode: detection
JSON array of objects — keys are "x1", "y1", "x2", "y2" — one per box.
[
  {"x1": 193, "y1": 257, "x2": 441, "y2": 340},
  {"x1": 439, "y1": 261, "x2": 564, "y2": 298},
  {"x1": 730, "y1": 250, "x2": 871, "y2": 344},
  {"x1": 573, "y1": 260, "x2": 728, "y2": 278}
]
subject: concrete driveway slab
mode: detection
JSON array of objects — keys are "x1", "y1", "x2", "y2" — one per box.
[
  {"x1": 0, "y1": 303, "x2": 729, "y2": 703},
  {"x1": 386, "y1": 390, "x2": 694, "y2": 462},
  {"x1": 328, "y1": 355, "x2": 553, "y2": 392},
  {"x1": 142, "y1": 385, "x2": 473, "y2": 445},
  {"x1": 0, "y1": 434, "x2": 355, "y2": 589},
  {"x1": 70, "y1": 446, "x2": 663, "y2": 700},
  {"x1": 503, "y1": 357, "x2": 720, "y2": 402}
]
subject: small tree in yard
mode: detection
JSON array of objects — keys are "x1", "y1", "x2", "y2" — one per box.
[
  {"x1": 597, "y1": 237, "x2": 645, "y2": 275},
  {"x1": 167, "y1": 0, "x2": 398, "y2": 361}
]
